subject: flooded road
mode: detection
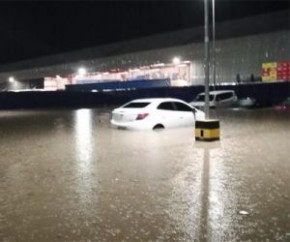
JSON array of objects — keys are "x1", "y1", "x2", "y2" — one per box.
[{"x1": 0, "y1": 107, "x2": 289, "y2": 241}]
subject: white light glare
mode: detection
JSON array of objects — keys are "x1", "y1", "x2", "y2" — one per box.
[
  {"x1": 8, "y1": 77, "x2": 15, "y2": 83},
  {"x1": 78, "y1": 67, "x2": 87, "y2": 76},
  {"x1": 173, "y1": 57, "x2": 181, "y2": 65}
]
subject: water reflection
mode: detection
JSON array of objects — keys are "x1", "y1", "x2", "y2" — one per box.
[
  {"x1": 208, "y1": 145, "x2": 239, "y2": 242},
  {"x1": 74, "y1": 109, "x2": 93, "y2": 171},
  {"x1": 73, "y1": 109, "x2": 95, "y2": 209},
  {"x1": 194, "y1": 142, "x2": 229, "y2": 242}
]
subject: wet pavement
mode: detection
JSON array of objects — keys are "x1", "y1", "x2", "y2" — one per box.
[{"x1": 0, "y1": 107, "x2": 289, "y2": 242}]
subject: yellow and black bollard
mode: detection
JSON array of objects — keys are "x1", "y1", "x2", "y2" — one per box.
[{"x1": 195, "y1": 119, "x2": 220, "y2": 141}]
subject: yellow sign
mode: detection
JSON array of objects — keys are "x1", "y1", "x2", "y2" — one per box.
[{"x1": 262, "y1": 62, "x2": 277, "y2": 68}]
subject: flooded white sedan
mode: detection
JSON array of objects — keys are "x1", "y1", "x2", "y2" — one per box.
[{"x1": 111, "y1": 98, "x2": 205, "y2": 130}]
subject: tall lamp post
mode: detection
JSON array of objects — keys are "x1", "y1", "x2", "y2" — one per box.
[
  {"x1": 195, "y1": 0, "x2": 220, "y2": 142},
  {"x1": 212, "y1": 0, "x2": 216, "y2": 87},
  {"x1": 204, "y1": 0, "x2": 210, "y2": 120}
]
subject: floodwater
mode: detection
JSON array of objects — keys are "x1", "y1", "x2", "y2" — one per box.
[{"x1": 0, "y1": 107, "x2": 289, "y2": 242}]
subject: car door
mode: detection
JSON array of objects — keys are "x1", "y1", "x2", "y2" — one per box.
[
  {"x1": 156, "y1": 102, "x2": 180, "y2": 128},
  {"x1": 172, "y1": 101, "x2": 195, "y2": 126},
  {"x1": 216, "y1": 92, "x2": 234, "y2": 107}
]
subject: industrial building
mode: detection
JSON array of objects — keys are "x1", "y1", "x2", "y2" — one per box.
[{"x1": 0, "y1": 10, "x2": 289, "y2": 91}]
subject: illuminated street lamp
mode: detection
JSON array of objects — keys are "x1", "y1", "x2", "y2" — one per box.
[
  {"x1": 172, "y1": 57, "x2": 181, "y2": 65},
  {"x1": 8, "y1": 76, "x2": 15, "y2": 83},
  {"x1": 78, "y1": 67, "x2": 87, "y2": 76}
]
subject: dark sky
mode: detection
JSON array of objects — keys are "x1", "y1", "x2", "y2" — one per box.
[{"x1": 0, "y1": 0, "x2": 289, "y2": 65}]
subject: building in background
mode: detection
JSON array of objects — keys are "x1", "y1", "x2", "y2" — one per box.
[{"x1": 0, "y1": 10, "x2": 289, "y2": 91}]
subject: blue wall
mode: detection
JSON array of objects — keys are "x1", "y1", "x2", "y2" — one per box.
[
  {"x1": 0, "y1": 82, "x2": 289, "y2": 109},
  {"x1": 65, "y1": 79, "x2": 171, "y2": 92}
]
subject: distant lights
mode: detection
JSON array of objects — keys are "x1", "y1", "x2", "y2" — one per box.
[
  {"x1": 78, "y1": 67, "x2": 87, "y2": 76},
  {"x1": 173, "y1": 57, "x2": 181, "y2": 65},
  {"x1": 151, "y1": 63, "x2": 165, "y2": 68},
  {"x1": 129, "y1": 68, "x2": 140, "y2": 72}
]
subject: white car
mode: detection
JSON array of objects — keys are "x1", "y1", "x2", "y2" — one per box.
[
  {"x1": 190, "y1": 90, "x2": 238, "y2": 108},
  {"x1": 110, "y1": 98, "x2": 205, "y2": 130}
]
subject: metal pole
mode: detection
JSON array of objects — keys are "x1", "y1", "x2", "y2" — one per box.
[
  {"x1": 204, "y1": 0, "x2": 210, "y2": 119},
  {"x1": 212, "y1": 0, "x2": 216, "y2": 87}
]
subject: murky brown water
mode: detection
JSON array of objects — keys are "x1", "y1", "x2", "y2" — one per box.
[{"x1": 0, "y1": 107, "x2": 289, "y2": 242}]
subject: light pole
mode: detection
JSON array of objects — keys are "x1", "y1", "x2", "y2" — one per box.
[
  {"x1": 204, "y1": 0, "x2": 210, "y2": 120},
  {"x1": 212, "y1": 0, "x2": 216, "y2": 87},
  {"x1": 195, "y1": 0, "x2": 220, "y2": 142}
]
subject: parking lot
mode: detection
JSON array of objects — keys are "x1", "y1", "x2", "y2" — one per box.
[{"x1": 0, "y1": 107, "x2": 289, "y2": 241}]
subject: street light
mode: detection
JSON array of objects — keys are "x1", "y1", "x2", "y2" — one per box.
[
  {"x1": 173, "y1": 57, "x2": 181, "y2": 65},
  {"x1": 8, "y1": 76, "x2": 15, "y2": 83},
  {"x1": 78, "y1": 67, "x2": 87, "y2": 76}
]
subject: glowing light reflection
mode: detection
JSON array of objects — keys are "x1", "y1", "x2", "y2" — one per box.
[{"x1": 74, "y1": 109, "x2": 93, "y2": 172}]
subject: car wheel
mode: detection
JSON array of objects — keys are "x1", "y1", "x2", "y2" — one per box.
[{"x1": 153, "y1": 124, "x2": 164, "y2": 130}]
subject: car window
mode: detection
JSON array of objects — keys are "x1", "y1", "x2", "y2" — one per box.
[
  {"x1": 195, "y1": 94, "x2": 205, "y2": 101},
  {"x1": 217, "y1": 93, "x2": 234, "y2": 100},
  {"x1": 157, "y1": 102, "x2": 175, "y2": 110},
  {"x1": 195, "y1": 94, "x2": 214, "y2": 101},
  {"x1": 123, "y1": 102, "x2": 150, "y2": 108},
  {"x1": 173, "y1": 102, "x2": 193, "y2": 112}
]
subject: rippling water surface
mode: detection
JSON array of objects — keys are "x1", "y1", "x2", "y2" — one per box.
[{"x1": 0, "y1": 107, "x2": 289, "y2": 241}]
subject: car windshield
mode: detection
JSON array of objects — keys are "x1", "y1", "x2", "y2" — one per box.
[
  {"x1": 195, "y1": 94, "x2": 215, "y2": 102},
  {"x1": 123, "y1": 102, "x2": 150, "y2": 108}
]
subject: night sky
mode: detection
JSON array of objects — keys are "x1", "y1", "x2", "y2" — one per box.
[{"x1": 0, "y1": 0, "x2": 289, "y2": 65}]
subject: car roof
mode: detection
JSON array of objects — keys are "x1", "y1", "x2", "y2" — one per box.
[
  {"x1": 197, "y1": 90, "x2": 236, "y2": 95},
  {"x1": 128, "y1": 98, "x2": 186, "y2": 103}
]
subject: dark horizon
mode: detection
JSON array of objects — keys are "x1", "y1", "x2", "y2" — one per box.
[{"x1": 0, "y1": 0, "x2": 289, "y2": 65}]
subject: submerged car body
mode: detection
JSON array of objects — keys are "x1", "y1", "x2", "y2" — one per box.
[
  {"x1": 190, "y1": 90, "x2": 238, "y2": 109},
  {"x1": 274, "y1": 97, "x2": 290, "y2": 112},
  {"x1": 110, "y1": 98, "x2": 205, "y2": 130},
  {"x1": 237, "y1": 97, "x2": 257, "y2": 108}
]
